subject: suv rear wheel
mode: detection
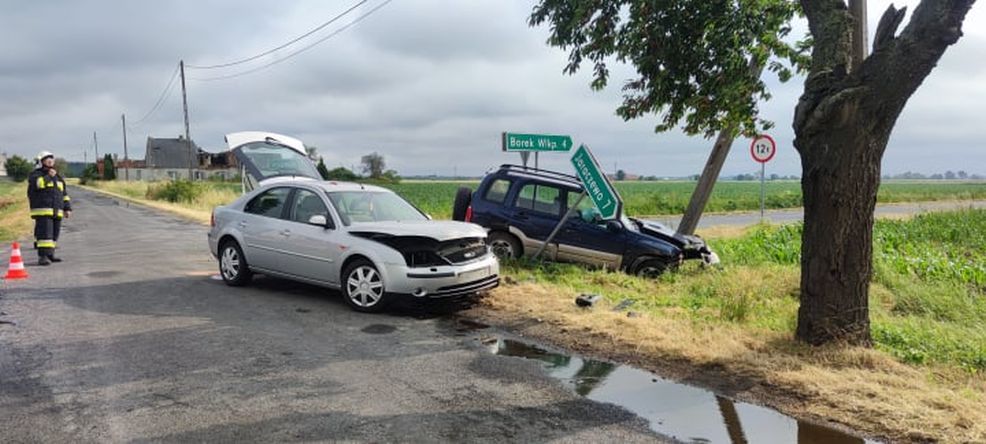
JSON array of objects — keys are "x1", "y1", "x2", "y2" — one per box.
[
  {"x1": 452, "y1": 187, "x2": 472, "y2": 221},
  {"x1": 488, "y1": 231, "x2": 522, "y2": 259}
]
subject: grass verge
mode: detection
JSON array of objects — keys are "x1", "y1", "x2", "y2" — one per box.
[{"x1": 0, "y1": 181, "x2": 32, "y2": 243}]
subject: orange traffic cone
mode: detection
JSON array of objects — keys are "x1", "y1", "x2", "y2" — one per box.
[{"x1": 4, "y1": 242, "x2": 29, "y2": 280}]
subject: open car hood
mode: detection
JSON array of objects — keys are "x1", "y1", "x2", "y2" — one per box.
[{"x1": 349, "y1": 221, "x2": 487, "y2": 242}]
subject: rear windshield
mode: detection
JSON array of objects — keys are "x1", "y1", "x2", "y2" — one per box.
[{"x1": 237, "y1": 142, "x2": 320, "y2": 179}]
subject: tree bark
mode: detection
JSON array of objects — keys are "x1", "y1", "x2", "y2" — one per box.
[{"x1": 793, "y1": 0, "x2": 975, "y2": 346}]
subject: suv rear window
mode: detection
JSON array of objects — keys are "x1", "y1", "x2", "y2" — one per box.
[
  {"x1": 515, "y1": 183, "x2": 562, "y2": 215},
  {"x1": 483, "y1": 179, "x2": 511, "y2": 204}
]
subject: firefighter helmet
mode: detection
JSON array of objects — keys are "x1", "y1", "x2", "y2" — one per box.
[{"x1": 36, "y1": 151, "x2": 55, "y2": 163}]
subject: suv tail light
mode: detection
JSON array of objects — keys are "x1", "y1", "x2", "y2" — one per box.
[
  {"x1": 465, "y1": 206, "x2": 473, "y2": 222},
  {"x1": 210, "y1": 211, "x2": 216, "y2": 227}
]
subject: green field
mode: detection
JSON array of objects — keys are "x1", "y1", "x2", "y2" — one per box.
[
  {"x1": 378, "y1": 180, "x2": 986, "y2": 219},
  {"x1": 89, "y1": 179, "x2": 986, "y2": 221}
]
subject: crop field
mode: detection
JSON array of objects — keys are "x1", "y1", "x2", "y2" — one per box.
[
  {"x1": 85, "y1": 179, "x2": 986, "y2": 221},
  {"x1": 382, "y1": 180, "x2": 986, "y2": 219}
]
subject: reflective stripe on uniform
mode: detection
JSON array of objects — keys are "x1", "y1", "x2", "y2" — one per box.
[
  {"x1": 64, "y1": 195, "x2": 71, "y2": 202},
  {"x1": 56, "y1": 210, "x2": 64, "y2": 219},
  {"x1": 57, "y1": 181, "x2": 64, "y2": 191},
  {"x1": 36, "y1": 176, "x2": 46, "y2": 188},
  {"x1": 36, "y1": 240, "x2": 56, "y2": 248},
  {"x1": 30, "y1": 208, "x2": 55, "y2": 217}
]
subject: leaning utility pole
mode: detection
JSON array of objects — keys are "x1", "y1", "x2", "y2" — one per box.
[
  {"x1": 677, "y1": 58, "x2": 764, "y2": 235},
  {"x1": 121, "y1": 114, "x2": 129, "y2": 181},
  {"x1": 93, "y1": 131, "x2": 99, "y2": 160},
  {"x1": 179, "y1": 60, "x2": 193, "y2": 181}
]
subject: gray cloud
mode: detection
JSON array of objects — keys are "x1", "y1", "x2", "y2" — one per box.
[{"x1": 1, "y1": 0, "x2": 983, "y2": 178}]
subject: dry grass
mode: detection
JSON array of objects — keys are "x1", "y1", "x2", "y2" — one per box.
[
  {"x1": 79, "y1": 182, "x2": 214, "y2": 225},
  {"x1": 81, "y1": 181, "x2": 238, "y2": 225},
  {"x1": 0, "y1": 181, "x2": 33, "y2": 243},
  {"x1": 476, "y1": 280, "x2": 986, "y2": 443}
]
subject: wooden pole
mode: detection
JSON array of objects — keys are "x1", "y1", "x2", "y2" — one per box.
[{"x1": 677, "y1": 57, "x2": 764, "y2": 235}]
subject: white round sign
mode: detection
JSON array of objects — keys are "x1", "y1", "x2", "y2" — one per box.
[{"x1": 750, "y1": 135, "x2": 776, "y2": 163}]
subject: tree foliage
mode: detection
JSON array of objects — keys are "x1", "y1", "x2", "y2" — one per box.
[
  {"x1": 4, "y1": 155, "x2": 33, "y2": 182},
  {"x1": 325, "y1": 166, "x2": 360, "y2": 181},
  {"x1": 102, "y1": 154, "x2": 116, "y2": 181},
  {"x1": 361, "y1": 152, "x2": 386, "y2": 179},
  {"x1": 316, "y1": 157, "x2": 331, "y2": 180},
  {"x1": 530, "y1": 0, "x2": 810, "y2": 138}
]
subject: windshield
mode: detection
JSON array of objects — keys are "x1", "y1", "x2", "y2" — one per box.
[
  {"x1": 235, "y1": 141, "x2": 320, "y2": 180},
  {"x1": 327, "y1": 191, "x2": 427, "y2": 225}
]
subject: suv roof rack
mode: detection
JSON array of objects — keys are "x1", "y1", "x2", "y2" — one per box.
[{"x1": 498, "y1": 164, "x2": 580, "y2": 183}]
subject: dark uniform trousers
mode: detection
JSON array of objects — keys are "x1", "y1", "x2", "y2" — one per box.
[{"x1": 27, "y1": 168, "x2": 70, "y2": 259}]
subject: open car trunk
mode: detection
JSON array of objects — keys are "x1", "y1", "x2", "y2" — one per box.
[{"x1": 225, "y1": 131, "x2": 321, "y2": 192}]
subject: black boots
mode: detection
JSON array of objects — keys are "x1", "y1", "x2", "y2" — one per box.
[
  {"x1": 38, "y1": 256, "x2": 51, "y2": 266},
  {"x1": 48, "y1": 255, "x2": 63, "y2": 263}
]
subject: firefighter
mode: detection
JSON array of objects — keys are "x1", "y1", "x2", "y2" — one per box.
[{"x1": 27, "y1": 151, "x2": 71, "y2": 266}]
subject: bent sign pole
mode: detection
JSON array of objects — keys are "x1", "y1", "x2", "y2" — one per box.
[
  {"x1": 533, "y1": 191, "x2": 586, "y2": 260},
  {"x1": 533, "y1": 145, "x2": 623, "y2": 260}
]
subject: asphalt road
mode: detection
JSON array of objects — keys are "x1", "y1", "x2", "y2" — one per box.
[{"x1": 1, "y1": 189, "x2": 666, "y2": 443}]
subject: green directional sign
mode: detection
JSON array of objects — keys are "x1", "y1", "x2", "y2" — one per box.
[
  {"x1": 502, "y1": 132, "x2": 573, "y2": 152},
  {"x1": 571, "y1": 144, "x2": 622, "y2": 220}
]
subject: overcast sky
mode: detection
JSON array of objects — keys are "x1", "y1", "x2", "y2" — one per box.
[{"x1": 1, "y1": 1, "x2": 983, "y2": 177}]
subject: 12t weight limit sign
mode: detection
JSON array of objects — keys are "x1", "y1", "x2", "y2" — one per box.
[{"x1": 750, "y1": 135, "x2": 776, "y2": 163}]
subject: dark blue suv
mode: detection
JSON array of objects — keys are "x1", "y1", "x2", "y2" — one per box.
[{"x1": 453, "y1": 165, "x2": 719, "y2": 277}]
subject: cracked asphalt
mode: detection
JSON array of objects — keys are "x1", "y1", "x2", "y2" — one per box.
[{"x1": 1, "y1": 189, "x2": 668, "y2": 443}]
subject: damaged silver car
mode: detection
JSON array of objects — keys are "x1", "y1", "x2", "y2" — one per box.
[{"x1": 208, "y1": 132, "x2": 499, "y2": 312}]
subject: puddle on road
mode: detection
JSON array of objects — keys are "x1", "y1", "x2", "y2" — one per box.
[{"x1": 490, "y1": 338, "x2": 873, "y2": 444}]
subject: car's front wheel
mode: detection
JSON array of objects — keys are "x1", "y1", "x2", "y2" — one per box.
[
  {"x1": 219, "y1": 240, "x2": 252, "y2": 286},
  {"x1": 487, "y1": 231, "x2": 522, "y2": 259},
  {"x1": 342, "y1": 259, "x2": 389, "y2": 313},
  {"x1": 633, "y1": 258, "x2": 669, "y2": 279}
]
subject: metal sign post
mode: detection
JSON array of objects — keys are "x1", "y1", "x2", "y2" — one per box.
[
  {"x1": 750, "y1": 135, "x2": 777, "y2": 222},
  {"x1": 533, "y1": 191, "x2": 586, "y2": 260},
  {"x1": 534, "y1": 145, "x2": 623, "y2": 260}
]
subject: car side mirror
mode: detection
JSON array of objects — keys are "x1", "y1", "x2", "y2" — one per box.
[
  {"x1": 606, "y1": 220, "x2": 623, "y2": 233},
  {"x1": 308, "y1": 214, "x2": 329, "y2": 228},
  {"x1": 426, "y1": 213, "x2": 433, "y2": 220}
]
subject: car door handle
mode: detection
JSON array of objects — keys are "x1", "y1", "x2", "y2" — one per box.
[
  {"x1": 515, "y1": 212, "x2": 529, "y2": 220},
  {"x1": 280, "y1": 229, "x2": 291, "y2": 237},
  {"x1": 238, "y1": 221, "x2": 248, "y2": 228}
]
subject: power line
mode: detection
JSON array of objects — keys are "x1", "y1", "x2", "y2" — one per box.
[
  {"x1": 186, "y1": 0, "x2": 369, "y2": 70},
  {"x1": 131, "y1": 63, "x2": 181, "y2": 126},
  {"x1": 191, "y1": 0, "x2": 393, "y2": 82}
]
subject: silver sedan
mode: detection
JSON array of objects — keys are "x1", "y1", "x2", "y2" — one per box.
[{"x1": 207, "y1": 132, "x2": 498, "y2": 312}]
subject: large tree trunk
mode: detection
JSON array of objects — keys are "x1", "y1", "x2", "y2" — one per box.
[
  {"x1": 794, "y1": 0, "x2": 974, "y2": 345},
  {"x1": 795, "y1": 118, "x2": 889, "y2": 346}
]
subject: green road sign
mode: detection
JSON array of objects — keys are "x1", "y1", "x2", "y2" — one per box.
[
  {"x1": 571, "y1": 144, "x2": 622, "y2": 220},
  {"x1": 502, "y1": 132, "x2": 573, "y2": 152}
]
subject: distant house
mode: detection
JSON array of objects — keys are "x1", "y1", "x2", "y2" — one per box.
[
  {"x1": 146, "y1": 136, "x2": 200, "y2": 169},
  {"x1": 0, "y1": 152, "x2": 7, "y2": 177},
  {"x1": 119, "y1": 136, "x2": 238, "y2": 181}
]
